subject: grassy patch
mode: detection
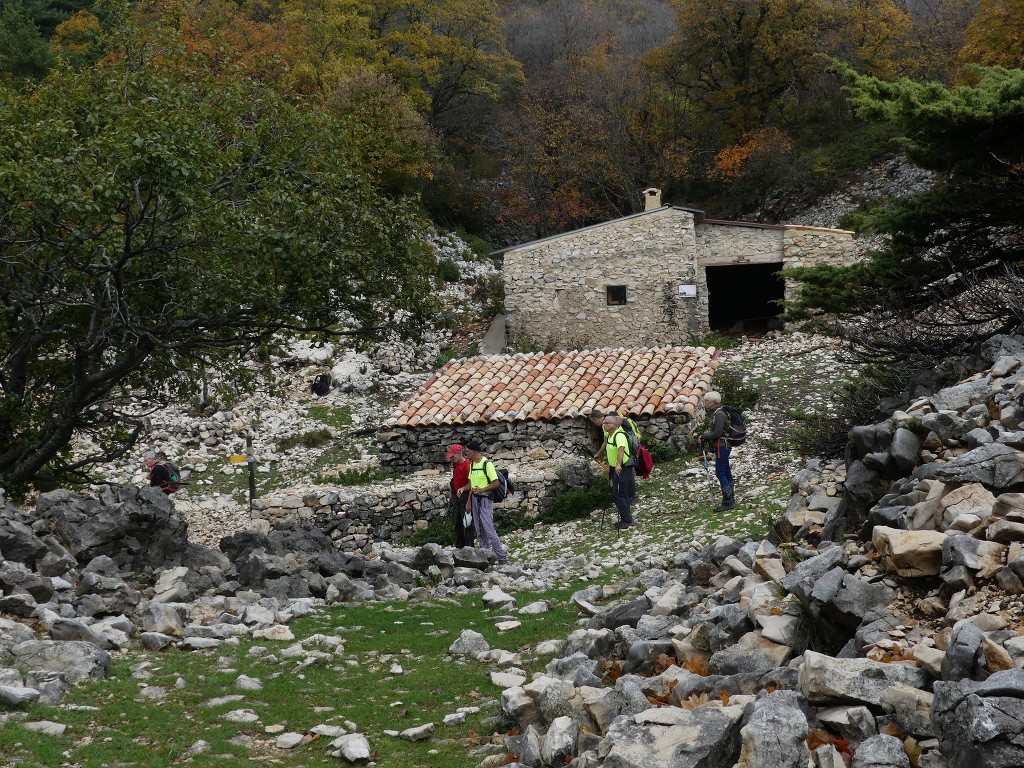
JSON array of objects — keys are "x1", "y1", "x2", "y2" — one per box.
[
  {"x1": 398, "y1": 508, "x2": 455, "y2": 547},
  {"x1": 307, "y1": 405, "x2": 354, "y2": 429},
  {"x1": 535, "y1": 483, "x2": 610, "y2": 526},
  {"x1": 709, "y1": 368, "x2": 761, "y2": 413},
  {"x1": 434, "y1": 342, "x2": 479, "y2": 369},
  {"x1": 0, "y1": 585, "x2": 599, "y2": 768},
  {"x1": 693, "y1": 332, "x2": 742, "y2": 350},
  {"x1": 309, "y1": 443, "x2": 363, "y2": 474},
  {"x1": 277, "y1": 428, "x2": 334, "y2": 452},
  {"x1": 185, "y1": 460, "x2": 290, "y2": 503}
]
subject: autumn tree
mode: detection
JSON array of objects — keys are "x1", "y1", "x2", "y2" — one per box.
[
  {"x1": 958, "y1": 0, "x2": 1024, "y2": 70},
  {"x1": 370, "y1": 0, "x2": 523, "y2": 123},
  {"x1": 648, "y1": 0, "x2": 829, "y2": 150},
  {"x1": 0, "y1": 38, "x2": 436, "y2": 490}
]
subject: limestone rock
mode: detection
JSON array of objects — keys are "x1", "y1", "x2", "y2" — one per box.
[
  {"x1": 799, "y1": 651, "x2": 930, "y2": 707},
  {"x1": 872, "y1": 527, "x2": 947, "y2": 577}
]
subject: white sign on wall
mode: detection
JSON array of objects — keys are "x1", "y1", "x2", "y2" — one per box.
[{"x1": 678, "y1": 284, "x2": 697, "y2": 298}]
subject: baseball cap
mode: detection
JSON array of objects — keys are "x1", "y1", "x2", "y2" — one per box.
[{"x1": 446, "y1": 444, "x2": 464, "y2": 459}]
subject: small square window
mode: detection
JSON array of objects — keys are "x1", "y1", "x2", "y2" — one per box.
[{"x1": 606, "y1": 285, "x2": 627, "y2": 305}]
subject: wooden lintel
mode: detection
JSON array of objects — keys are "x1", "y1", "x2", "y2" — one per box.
[{"x1": 696, "y1": 252, "x2": 784, "y2": 267}]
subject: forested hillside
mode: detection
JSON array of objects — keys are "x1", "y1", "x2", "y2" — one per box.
[
  {"x1": 2, "y1": 0, "x2": 1022, "y2": 492},
  {"x1": 2, "y1": 0, "x2": 1020, "y2": 240}
]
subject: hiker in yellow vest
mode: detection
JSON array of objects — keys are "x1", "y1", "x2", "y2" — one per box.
[
  {"x1": 598, "y1": 414, "x2": 635, "y2": 529},
  {"x1": 457, "y1": 439, "x2": 508, "y2": 565}
]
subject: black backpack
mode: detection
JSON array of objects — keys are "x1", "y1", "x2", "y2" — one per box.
[
  {"x1": 157, "y1": 461, "x2": 182, "y2": 493},
  {"x1": 486, "y1": 461, "x2": 515, "y2": 502},
  {"x1": 311, "y1": 374, "x2": 331, "y2": 397},
  {"x1": 718, "y1": 405, "x2": 747, "y2": 446}
]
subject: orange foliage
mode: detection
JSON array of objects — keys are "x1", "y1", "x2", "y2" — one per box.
[
  {"x1": 806, "y1": 729, "x2": 852, "y2": 756},
  {"x1": 680, "y1": 656, "x2": 709, "y2": 676},
  {"x1": 652, "y1": 653, "x2": 677, "y2": 675},
  {"x1": 711, "y1": 127, "x2": 793, "y2": 180}
]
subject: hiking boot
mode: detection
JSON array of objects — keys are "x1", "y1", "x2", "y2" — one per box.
[
  {"x1": 717, "y1": 499, "x2": 736, "y2": 512},
  {"x1": 614, "y1": 521, "x2": 633, "y2": 530}
]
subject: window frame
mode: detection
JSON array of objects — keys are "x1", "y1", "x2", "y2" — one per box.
[{"x1": 606, "y1": 285, "x2": 627, "y2": 305}]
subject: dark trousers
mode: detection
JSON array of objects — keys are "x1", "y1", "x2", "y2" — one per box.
[
  {"x1": 714, "y1": 440, "x2": 734, "y2": 501},
  {"x1": 609, "y1": 466, "x2": 636, "y2": 524},
  {"x1": 452, "y1": 494, "x2": 475, "y2": 548}
]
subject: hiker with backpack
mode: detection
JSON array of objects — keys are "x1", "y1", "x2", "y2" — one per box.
[
  {"x1": 699, "y1": 391, "x2": 742, "y2": 511},
  {"x1": 446, "y1": 443, "x2": 475, "y2": 548},
  {"x1": 596, "y1": 413, "x2": 635, "y2": 530},
  {"x1": 143, "y1": 450, "x2": 181, "y2": 495},
  {"x1": 457, "y1": 439, "x2": 508, "y2": 565}
]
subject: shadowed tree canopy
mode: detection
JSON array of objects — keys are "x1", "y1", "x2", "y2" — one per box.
[
  {"x1": 0, "y1": 39, "x2": 436, "y2": 490},
  {"x1": 787, "y1": 65, "x2": 1024, "y2": 361}
]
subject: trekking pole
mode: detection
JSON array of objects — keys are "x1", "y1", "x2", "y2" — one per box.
[{"x1": 701, "y1": 442, "x2": 717, "y2": 504}]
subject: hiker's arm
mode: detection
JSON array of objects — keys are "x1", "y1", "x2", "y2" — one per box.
[
  {"x1": 473, "y1": 480, "x2": 498, "y2": 495},
  {"x1": 615, "y1": 443, "x2": 625, "y2": 474},
  {"x1": 703, "y1": 410, "x2": 727, "y2": 442},
  {"x1": 475, "y1": 465, "x2": 499, "y2": 494}
]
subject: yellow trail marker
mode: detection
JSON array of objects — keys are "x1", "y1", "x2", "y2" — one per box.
[{"x1": 229, "y1": 454, "x2": 249, "y2": 464}]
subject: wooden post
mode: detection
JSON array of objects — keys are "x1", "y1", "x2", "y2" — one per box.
[{"x1": 246, "y1": 435, "x2": 256, "y2": 511}]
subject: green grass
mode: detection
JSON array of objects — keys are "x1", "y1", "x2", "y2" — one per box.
[
  {"x1": 307, "y1": 405, "x2": 354, "y2": 430},
  {"x1": 277, "y1": 428, "x2": 334, "y2": 452},
  {"x1": 0, "y1": 585, "x2": 603, "y2": 768}
]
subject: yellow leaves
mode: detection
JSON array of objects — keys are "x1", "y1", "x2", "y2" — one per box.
[
  {"x1": 958, "y1": 0, "x2": 1024, "y2": 70},
  {"x1": 904, "y1": 736, "x2": 923, "y2": 768},
  {"x1": 51, "y1": 11, "x2": 102, "y2": 55}
]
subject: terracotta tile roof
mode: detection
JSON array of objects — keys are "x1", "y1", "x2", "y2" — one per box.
[{"x1": 385, "y1": 346, "x2": 719, "y2": 428}]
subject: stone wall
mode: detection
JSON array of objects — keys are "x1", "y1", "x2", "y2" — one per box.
[
  {"x1": 250, "y1": 460, "x2": 595, "y2": 549},
  {"x1": 377, "y1": 412, "x2": 702, "y2": 474},
  {"x1": 781, "y1": 225, "x2": 857, "y2": 303},
  {"x1": 695, "y1": 221, "x2": 783, "y2": 262},
  {"x1": 503, "y1": 208, "x2": 707, "y2": 350},
  {"x1": 503, "y1": 212, "x2": 855, "y2": 349}
]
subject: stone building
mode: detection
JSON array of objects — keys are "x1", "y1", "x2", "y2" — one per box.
[
  {"x1": 378, "y1": 345, "x2": 719, "y2": 473},
  {"x1": 497, "y1": 189, "x2": 855, "y2": 350}
]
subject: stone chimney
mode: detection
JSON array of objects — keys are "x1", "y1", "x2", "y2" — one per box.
[{"x1": 643, "y1": 188, "x2": 662, "y2": 211}]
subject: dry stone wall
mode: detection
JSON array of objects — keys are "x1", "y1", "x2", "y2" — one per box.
[
  {"x1": 250, "y1": 461, "x2": 593, "y2": 547},
  {"x1": 781, "y1": 225, "x2": 857, "y2": 303},
  {"x1": 254, "y1": 411, "x2": 702, "y2": 546},
  {"x1": 503, "y1": 208, "x2": 706, "y2": 349},
  {"x1": 377, "y1": 413, "x2": 700, "y2": 474}
]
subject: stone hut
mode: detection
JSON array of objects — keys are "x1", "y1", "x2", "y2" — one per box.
[
  {"x1": 497, "y1": 190, "x2": 855, "y2": 349},
  {"x1": 377, "y1": 345, "x2": 719, "y2": 474}
]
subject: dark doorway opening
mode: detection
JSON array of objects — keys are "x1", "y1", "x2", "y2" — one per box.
[{"x1": 706, "y1": 262, "x2": 785, "y2": 333}]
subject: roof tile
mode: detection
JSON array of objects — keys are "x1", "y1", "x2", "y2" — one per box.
[{"x1": 387, "y1": 346, "x2": 719, "y2": 428}]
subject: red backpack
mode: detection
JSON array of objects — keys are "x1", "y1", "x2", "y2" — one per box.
[{"x1": 634, "y1": 445, "x2": 654, "y2": 479}]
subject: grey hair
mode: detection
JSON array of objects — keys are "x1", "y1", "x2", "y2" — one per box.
[
  {"x1": 143, "y1": 450, "x2": 157, "y2": 460},
  {"x1": 703, "y1": 391, "x2": 722, "y2": 407}
]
